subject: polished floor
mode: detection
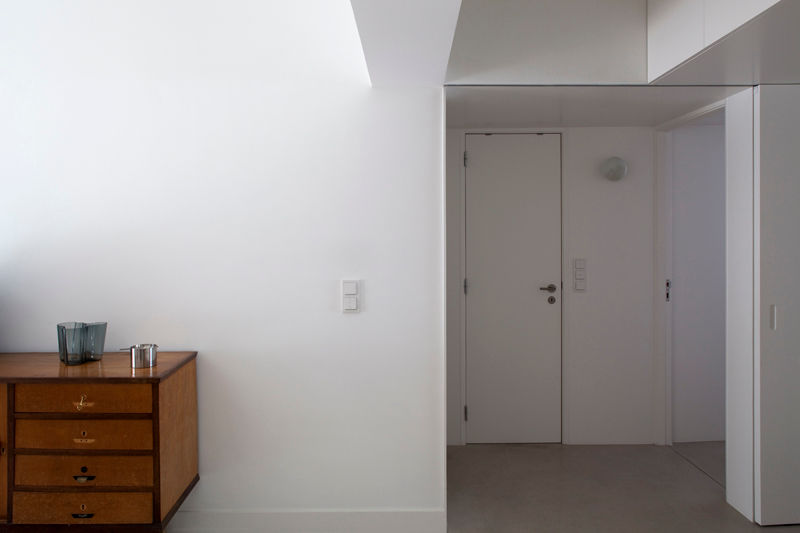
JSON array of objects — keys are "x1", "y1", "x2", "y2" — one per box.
[
  {"x1": 672, "y1": 440, "x2": 725, "y2": 485},
  {"x1": 447, "y1": 444, "x2": 800, "y2": 533}
]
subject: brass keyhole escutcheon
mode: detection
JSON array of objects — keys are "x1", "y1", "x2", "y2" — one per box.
[
  {"x1": 80, "y1": 504, "x2": 87, "y2": 511},
  {"x1": 548, "y1": 296, "x2": 557, "y2": 304},
  {"x1": 81, "y1": 430, "x2": 87, "y2": 437}
]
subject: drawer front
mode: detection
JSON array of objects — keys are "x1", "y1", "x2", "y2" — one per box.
[
  {"x1": 15, "y1": 455, "x2": 153, "y2": 488},
  {"x1": 15, "y1": 384, "x2": 152, "y2": 414},
  {"x1": 13, "y1": 491, "x2": 153, "y2": 524},
  {"x1": 15, "y1": 420, "x2": 153, "y2": 450}
]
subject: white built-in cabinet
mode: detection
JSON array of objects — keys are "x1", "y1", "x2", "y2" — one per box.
[
  {"x1": 647, "y1": 0, "x2": 781, "y2": 81},
  {"x1": 754, "y1": 85, "x2": 800, "y2": 526}
]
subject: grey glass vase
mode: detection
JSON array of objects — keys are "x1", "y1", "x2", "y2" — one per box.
[
  {"x1": 84, "y1": 322, "x2": 107, "y2": 361},
  {"x1": 57, "y1": 322, "x2": 86, "y2": 365}
]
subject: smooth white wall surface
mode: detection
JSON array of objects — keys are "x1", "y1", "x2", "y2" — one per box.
[
  {"x1": 447, "y1": 128, "x2": 655, "y2": 445},
  {"x1": 756, "y1": 84, "x2": 800, "y2": 526},
  {"x1": 446, "y1": 0, "x2": 647, "y2": 85},
  {"x1": 647, "y1": 0, "x2": 704, "y2": 82},
  {"x1": 562, "y1": 128, "x2": 655, "y2": 444},
  {"x1": 703, "y1": 0, "x2": 780, "y2": 45},
  {"x1": 725, "y1": 88, "x2": 755, "y2": 521},
  {"x1": 647, "y1": 0, "x2": 780, "y2": 81},
  {"x1": 671, "y1": 124, "x2": 726, "y2": 443},
  {"x1": 0, "y1": 2, "x2": 445, "y2": 532}
]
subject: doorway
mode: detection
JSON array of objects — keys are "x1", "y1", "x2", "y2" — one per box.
[
  {"x1": 464, "y1": 133, "x2": 562, "y2": 443},
  {"x1": 663, "y1": 109, "x2": 727, "y2": 485},
  {"x1": 446, "y1": 85, "x2": 760, "y2": 530}
]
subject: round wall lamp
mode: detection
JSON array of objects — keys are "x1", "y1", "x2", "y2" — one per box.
[{"x1": 599, "y1": 157, "x2": 628, "y2": 182}]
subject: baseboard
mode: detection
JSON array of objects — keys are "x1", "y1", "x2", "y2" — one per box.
[{"x1": 166, "y1": 509, "x2": 446, "y2": 533}]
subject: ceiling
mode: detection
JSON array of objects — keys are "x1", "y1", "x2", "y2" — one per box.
[
  {"x1": 350, "y1": 0, "x2": 462, "y2": 86},
  {"x1": 446, "y1": 86, "x2": 747, "y2": 129},
  {"x1": 446, "y1": 0, "x2": 647, "y2": 85}
]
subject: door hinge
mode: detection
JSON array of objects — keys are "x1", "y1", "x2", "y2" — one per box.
[
  {"x1": 463, "y1": 150, "x2": 468, "y2": 167},
  {"x1": 463, "y1": 278, "x2": 469, "y2": 294},
  {"x1": 464, "y1": 405, "x2": 468, "y2": 421},
  {"x1": 666, "y1": 279, "x2": 672, "y2": 302}
]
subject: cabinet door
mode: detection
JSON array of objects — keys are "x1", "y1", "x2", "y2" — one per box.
[{"x1": 0, "y1": 384, "x2": 7, "y2": 521}]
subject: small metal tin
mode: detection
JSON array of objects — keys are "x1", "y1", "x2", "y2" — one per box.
[{"x1": 130, "y1": 344, "x2": 158, "y2": 368}]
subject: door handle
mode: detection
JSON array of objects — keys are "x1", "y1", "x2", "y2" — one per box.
[{"x1": 539, "y1": 284, "x2": 557, "y2": 293}]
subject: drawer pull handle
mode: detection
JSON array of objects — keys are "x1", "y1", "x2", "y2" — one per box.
[
  {"x1": 73, "y1": 475, "x2": 96, "y2": 483},
  {"x1": 73, "y1": 394, "x2": 95, "y2": 411},
  {"x1": 72, "y1": 513, "x2": 94, "y2": 519}
]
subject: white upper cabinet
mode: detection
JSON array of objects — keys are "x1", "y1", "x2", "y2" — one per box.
[{"x1": 648, "y1": 0, "x2": 781, "y2": 81}]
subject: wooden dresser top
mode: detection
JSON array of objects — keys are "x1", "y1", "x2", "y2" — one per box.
[{"x1": 0, "y1": 352, "x2": 196, "y2": 383}]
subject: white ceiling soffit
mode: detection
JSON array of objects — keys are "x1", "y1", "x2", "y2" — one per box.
[
  {"x1": 446, "y1": 86, "x2": 748, "y2": 129},
  {"x1": 350, "y1": 0, "x2": 462, "y2": 87},
  {"x1": 446, "y1": 0, "x2": 647, "y2": 85},
  {"x1": 653, "y1": 0, "x2": 800, "y2": 85}
]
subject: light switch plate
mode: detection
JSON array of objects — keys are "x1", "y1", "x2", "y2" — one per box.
[
  {"x1": 574, "y1": 279, "x2": 586, "y2": 291},
  {"x1": 342, "y1": 280, "x2": 359, "y2": 295},
  {"x1": 574, "y1": 269, "x2": 586, "y2": 280},
  {"x1": 574, "y1": 258, "x2": 586, "y2": 269},
  {"x1": 343, "y1": 295, "x2": 359, "y2": 312}
]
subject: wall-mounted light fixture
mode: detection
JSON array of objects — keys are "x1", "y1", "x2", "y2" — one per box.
[{"x1": 599, "y1": 157, "x2": 628, "y2": 182}]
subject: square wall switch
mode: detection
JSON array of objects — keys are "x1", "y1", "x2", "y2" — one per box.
[
  {"x1": 342, "y1": 280, "x2": 359, "y2": 295},
  {"x1": 342, "y1": 280, "x2": 361, "y2": 312}
]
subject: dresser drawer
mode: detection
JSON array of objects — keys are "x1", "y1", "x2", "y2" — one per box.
[
  {"x1": 15, "y1": 455, "x2": 153, "y2": 488},
  {"x1": 13, "y1": 491, "x2": 153, "y2": 524},
  {"x1": 15, "y1": 419, "x2": 153, "y2": 450},
  {"x1": 15, "y1": 384, "x2": 152, "y2": 414}
]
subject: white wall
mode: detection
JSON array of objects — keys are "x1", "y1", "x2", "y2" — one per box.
[
  {"x1": 647, "y1": 0, "x2": 781, "y2": 81},
  {"x1": 446, "y1": 0, "x2": 647, "y2": 85},
  {"x1": 0, "y1": 2, "x2": 445, "y2": 532},
  {"x1": 671, "y1": 124, "x2": 726, "y2": 443},
  {"x1": 755, "y1": 84, "x2": 800, "y2": 526},
  {"x1": 447, "y1": 128, "x2": 655, "y2": 445},
  {"x1": 562, "y1": 129, "x2": 655, "y2": 444}
]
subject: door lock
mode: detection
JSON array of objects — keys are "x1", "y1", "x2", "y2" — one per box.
[
  {"x1": 547, "y1": 296, "x2": 557, "y2": 304},
  {"x1": 539, "y1": 284, "x2": 557, "y2": 293}
]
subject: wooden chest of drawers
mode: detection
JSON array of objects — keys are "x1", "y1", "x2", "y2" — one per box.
[{"x1": 0, "y1": 351, "x2": 198, "y2": 532}]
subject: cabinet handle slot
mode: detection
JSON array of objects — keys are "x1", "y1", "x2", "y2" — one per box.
[
  {"x1": 72, "y1": 513, "x2": 94, "y2": 519},
  {"x1": 73, "y1": 475, "x2": 96, "y2": 483}
]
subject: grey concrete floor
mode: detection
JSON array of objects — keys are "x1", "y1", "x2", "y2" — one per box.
[
  {"x1": 447, "y1": 444, "x2": 800, "y2": 533},
  {"x1": 672, "y1": 441, "x2": 725, "y2": 486}
]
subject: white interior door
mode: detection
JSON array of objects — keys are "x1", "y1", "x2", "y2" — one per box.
[{"x1": 465, "y1": 133, "x2": 562, "y2": 443}]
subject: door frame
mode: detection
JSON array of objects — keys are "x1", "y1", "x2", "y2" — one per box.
[
  {"x1": 454, "y1": 129, "x2": 565, "y2": 445},
  {"x1": 653, "y1": 100, "x2": 726, "y2": 446}
]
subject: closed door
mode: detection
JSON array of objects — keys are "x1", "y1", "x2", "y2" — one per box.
[{"x1": 465, "y1": 133, "x2": 561, "y2": 443}]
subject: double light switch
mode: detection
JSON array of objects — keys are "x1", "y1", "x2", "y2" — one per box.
[
  {"x1": 342, "y1": 280, "x2": 360, "y2": 312},
  {"x1": 573, "y1": 259, "x2": 587, "y2": 291}
]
